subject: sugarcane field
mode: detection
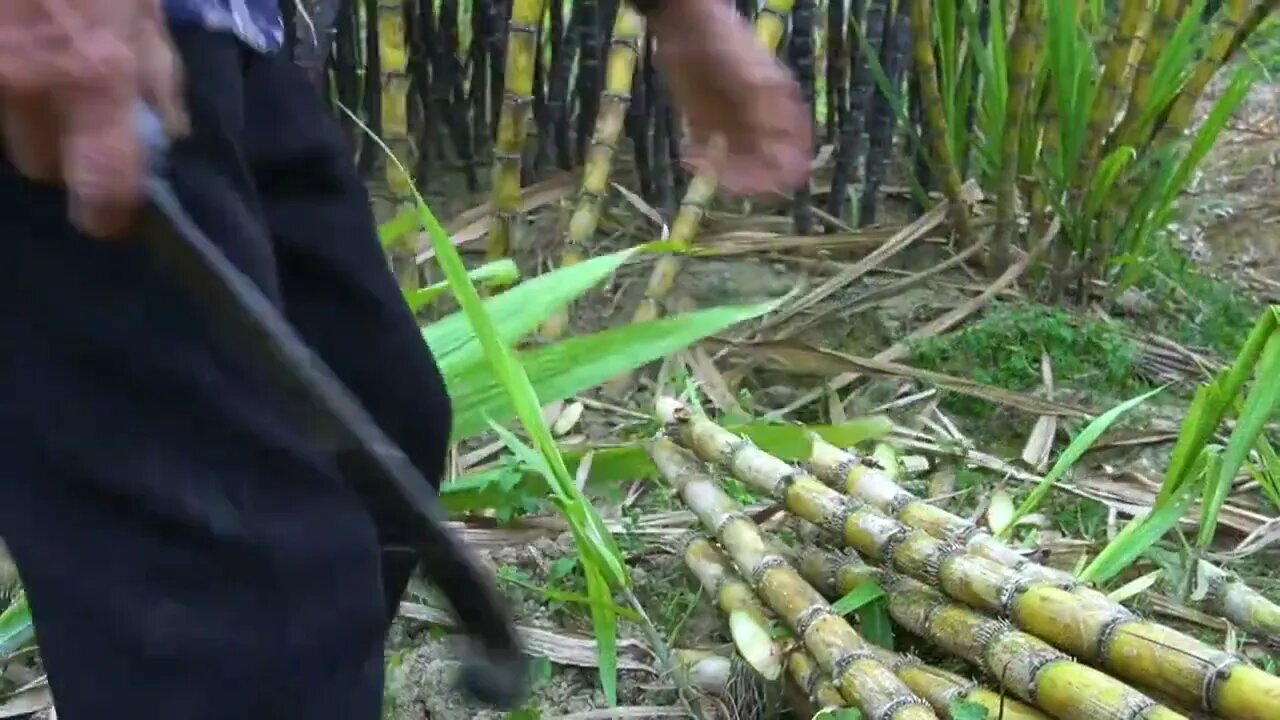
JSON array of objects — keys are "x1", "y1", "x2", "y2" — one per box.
[{"x1": 6, "y1": 0, "x2": 1280, "y2": 719}]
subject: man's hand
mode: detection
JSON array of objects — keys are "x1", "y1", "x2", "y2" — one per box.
[
  {"x1": 0, "y1": 0, "x2": 186, "y2": 239},
  {"x1": 649, "y1": 0, "x2": 812, "y2": 197}
]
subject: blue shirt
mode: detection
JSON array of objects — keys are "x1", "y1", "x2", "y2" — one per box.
[{"x1": 164, "y1": 0, "x2": 285, "y2": 53}]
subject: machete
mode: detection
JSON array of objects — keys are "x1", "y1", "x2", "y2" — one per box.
[{"x1": 131, "y1": 105, "x2": 529, "y2": 710}]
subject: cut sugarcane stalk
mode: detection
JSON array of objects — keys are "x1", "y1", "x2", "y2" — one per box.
[
  {"x1": 812, "y1": 435, "x2": 1280, "y2": 649},
  {"x1": 650, "y1": 438, "x2": 940, "y2": 720},
  {"x1": 682, "y1": 533, "x2": 1047, "y2": 720},
  {"x1": 797, "y1": 547, "x2": 1185, "y2": 720},
  {"x1": 655, "y1": 397, "x2": 1280, "y2": 720}
]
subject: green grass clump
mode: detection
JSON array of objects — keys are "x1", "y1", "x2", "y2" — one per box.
[
  {"x1": 1141, "y1": 241, "x2": 1262, "y2": 356},
  {"x1": 913, "y1": 302, "x2": 1147, "y2": 418}
]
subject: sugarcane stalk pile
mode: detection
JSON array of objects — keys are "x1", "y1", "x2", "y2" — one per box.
[{"x1": 648, "y1": 396, "x2": 1280, "y2": 720}]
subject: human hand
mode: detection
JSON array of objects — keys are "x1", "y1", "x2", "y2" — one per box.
[
  {"x1": 0, "y1": 0, "x2": 187, "y2": 239},
  {"x1": 649, "y1": 0, "x2": 812, "y2": 197}
]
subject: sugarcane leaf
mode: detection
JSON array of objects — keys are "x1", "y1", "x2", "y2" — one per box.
[
  {"x1": 1080, "y1": 479, "x2": 1201, "y2": 584},
  {"x1": 949, "y1": 700, "x2": 990, "y2": 720},
  {"x1": 1003, "y1": 385, "x2": 1165, "y2": 536},
  {"x1": 377, "y1": 206, "x2": 420, "y2": 248},
  {"x1": 404, "y1": 259, "x2": 520, "y2": 312},
  {"x1": 585, "y1": 564, "x2": 619, "y2": 705},
  {"x1": 0, "y1": 593, "x2": 33, "y2": 659},
  {"x1": 424, "y1": 248, "x2": 638, "y2": 377},
  {"x1": 448, "y1": 299, "x2": 780, "y2": 440},
  {"x1": 831, "y1": 579, "x2": 885, "y2": 616},
  {"x1": 1198, "y1": 331, "x2": 1280, "y2": 547}
]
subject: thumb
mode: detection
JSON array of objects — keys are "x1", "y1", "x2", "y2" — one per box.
[{"x1": 59, "y1": 78, "x2": 145, "y2": 239}]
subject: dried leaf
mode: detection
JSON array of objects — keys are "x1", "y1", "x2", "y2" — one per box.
[
  {"x1": 1107, "y1": 570, "x2": 1164, "y2": 604},
  {"x1": 554, "y1": 401, "x2": 586, "y2": 437}
]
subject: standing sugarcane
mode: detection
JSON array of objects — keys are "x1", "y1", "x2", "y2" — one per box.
[
  {"x1": 796, "y1": 548, "x2": 1187, "y2": 720},
  {"x1": 655, "y1": 397, "x2": 1280, "y2": 720},
  {"x1": 988, "y1": 0, "x2": 1043, "y2": 274},
  {"x1": 684, "y1": 534, "x2": 1050, "y2": 720},
  {"x1": 788, "y1": 0, "x2": 818, "y2": 235},
  {"x1": 376, "y1": 0, "x2": 413, "y2": 202},
  {"x1": 909, "y1": 0, "x2": 978, "y2": 251},
  {"x1": 650, "y1": 438, "x2": 941, "y2": 720},
  {"x1": 827, "y1": 0, "x2": 882, "y2": 224},
  {"x1": 1150, "y1": 0, "x2": 1260, "y2": 146},
  {"x1": 541, "y1": 4, "x2": 645, "y2": 340},
  {"x1": 859, "y1": 0, "x2": 911, "y2": 226},
  {"x1": 488, "y1": 0, "x2": 548, "y2": 260},
  {"x1": 1111, "y1": 0, "x2": 1182, "y2": 149},
  {"x1": 807, "y1": 436, "x2": 1280, "y2": 646}
]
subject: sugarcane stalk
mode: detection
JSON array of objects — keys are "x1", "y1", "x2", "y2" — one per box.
[
  {"x1": 683, "y1": 533, "x2": 1046, "y2": 720},
  {"x1": 650, "y1": 438, "x2": 940, "y2": 720},
  {"x1": 655, "y1": 397, "x2": 1280, "y2": 720},
  {"x1": 487, "y1": 0, "x2": 548, "y2": 260},
  {"x1": 377, "y1": 0, "x2": 413, "y2": 201},
  {"x1": 909, "y1": 0, "x2": 978, "y2": 251},
  {"x1": 1075, "y1": 0, "x2": 1150, "y2": 188},
  {"x1": 810, "y1": 436, "x2": 1280, "y2": 646},
  {"x1": 682, "y1": 535, "x2": 848, "y2": 710},
  {"x1": 807, "y1": 436, "x2": 1079, "y2": 587},
  {"x1": 797, "y1": 548, "x2": 1185, "y2": 720},
  {"x1": 540, "y1": 4, "x2": 645, "y2": 340},
  {"x1": 1151, "y1": 0, "x2": 1254, "y2": 146},
  {"x1": 988, "y1": 0, "x2": 1043, "y2": 274},
  {"x1": 1111, "y1": 0, "x2": 1183, "y2": 148}
]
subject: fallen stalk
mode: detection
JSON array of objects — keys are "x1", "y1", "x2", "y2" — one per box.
[
  {"x1": 796, "y1": 547, "x2": 1184, "y2": 720},
  {"x1": 682, "y1": 534, "x2": 1048, "y2": 720},
  {"x1": 649, "y1": 437, "x2": 940, "y2": 720},
  {"x1": 807, "y1": 436, "x2": 1280, "y2": 647},
  {"x1": 655, "y1": 397, "x2": 1280, "y2": 720}
]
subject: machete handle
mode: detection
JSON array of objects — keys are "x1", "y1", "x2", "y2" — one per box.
[{"x1": 132, "y1": 103, "x2": 530, "y2": 709}]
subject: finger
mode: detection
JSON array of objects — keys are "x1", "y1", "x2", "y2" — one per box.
[
  {"x1": 0, "y1": 88, "x2": 63, "y2": 183},
  {"x1": 137, "y1": 7, "x2": 188, "y2": 138},
  {"x1": 59, "y1": 79, "x2": 144, "y2": 240}
]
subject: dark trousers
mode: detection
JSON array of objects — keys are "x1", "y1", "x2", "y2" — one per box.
[{"x1": 0, "y1": 25, "x2": 452, "y2": 719}]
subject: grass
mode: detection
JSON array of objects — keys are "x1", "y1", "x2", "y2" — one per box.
[{"x1": 911, "y1": 300, "x2": 1148, "y2": 418}]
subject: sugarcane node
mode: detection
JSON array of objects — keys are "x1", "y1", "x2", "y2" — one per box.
[
  {"x1": 818, "y1": 503, "x2": 855, "y2": 537},
  {"x1": 500, "y1": 90, "x2": 533, "y2": 107},
  {"x1": 1093, "y1": 612, "x2": 1139, "y2": 663},
  {"x1": 589, "y1": 137, "x2": 620, "y2": 152},
  {"x1": 722, "y1": 436, "x2": 756, "y2": 467},
  {"x1": 880, "y1": 694, "x2": 934, "y2": 718},
  {"x1": 887, "y1": 491, "x2": 915, "y2": 517},
  {"x1": 1202, "y1": 656, "x2": 1245, "y2": 714},
  {"x1": 920, "y1": 541, "x2": 964, "y2": 587},
  {"x1": 962, "y1": 612, "x2": 1005, "y2": 651},
  {"x1": 996, "y1": 576, "x2": 1038, "y2": 616},
  {"x1": 713, "y1": 510, "x2": 750, "y2": 536},
  {"x1": 506, "y1": 21, "x2": 538, "y2": 36},
  {"x1": 748, "y1": 555, "x2": 790, "y2": 585},
  {"x1": 777, "y1": 470, "x2": 804, "y2": 490},
  {"x1": 951, "y1": 522, "x2": 983, "y2": 545},
  {"x1": 830, "y1": 648, "x2": 880, "y2": 679},
  {"x1": 792, "y1": 604, "x2": 834, "y2": 637},
  {"x1": 875, "y1": 525, "x2": 913, "y2": 566},
  {"x1": 493, "y1": 150, "x2": 522, "y2": 164}
]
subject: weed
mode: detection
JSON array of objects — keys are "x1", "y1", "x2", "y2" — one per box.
[{"x1": 912, "y1": 302, "x2": 1147, "y2": 418}]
